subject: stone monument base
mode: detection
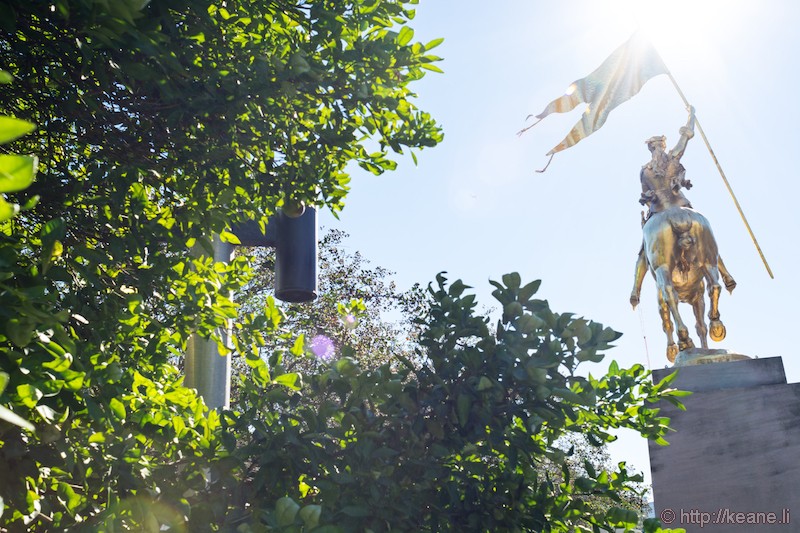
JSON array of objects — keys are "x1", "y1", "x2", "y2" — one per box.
[
  {"x1": 673, "y1": 347, "x2": 751, "y2": 367},
  {"x1": 649, "y1": 356, "x2": 798, "y2": 532}
]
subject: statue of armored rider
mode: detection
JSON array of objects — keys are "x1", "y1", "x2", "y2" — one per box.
[{"x1": 631, "y1": 108, "x2": 735, "y2": 310}]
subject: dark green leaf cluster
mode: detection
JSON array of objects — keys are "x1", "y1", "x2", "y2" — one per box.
[
  {"x1": 0, "y1": 1, "x2": 685, "y2": 531},
  {"x1": 221, "y1": 273, "x2": 684, "y2": 533},
  {"x1": 2, "y1": 0, "x2": 443, "y2": 227},
  {"x1": 0, "y1": 0, "x2": 441, "y2": 528},
  {"x1": 235, "y1": 228, "x2": 425, "y2": 380}
]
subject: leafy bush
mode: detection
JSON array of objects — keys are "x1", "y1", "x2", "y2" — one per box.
[
  {"x1": 0, "y1": 1, "x2": 682, "y2": 531},
  {"x1": 222, "y1": 273, "x2": 683, "y2": 532},
  {"x1": 0, "y1": 0, "x2": 441, "y2": 527}
]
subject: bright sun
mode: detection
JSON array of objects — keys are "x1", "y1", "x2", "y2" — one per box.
[{"x1": 619, "y1": 0, "x2": 750, "y2": 65}]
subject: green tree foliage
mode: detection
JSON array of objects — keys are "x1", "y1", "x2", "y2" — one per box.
[
  {"x1": 227, "y1": 273, "x2": 683, "y2": 532},
  {"x1": 0, "y1": 0, "x2": 441, "y2": 527},
  {"x1": 0, "y1": 71, "x2": 40, "y2": 432},
  {"x1": 541, "y1": 433, "x2": 650, "y2": 528},
  {"x1": 0, "y1": 1, "x2": 683, "y2": 531},
  {"x1": 237, "y1": 235, "x2": 652, "y2": 528},
  {"x1": 236, "y1": 228, "x2": 425, "y2": 376}
]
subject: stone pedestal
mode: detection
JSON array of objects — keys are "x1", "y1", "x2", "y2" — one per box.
[{"x1": 649, "y1": 357, "x2": 799, "y2": 532}]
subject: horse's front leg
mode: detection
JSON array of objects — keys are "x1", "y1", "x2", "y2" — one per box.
[
  {"x1": 704, "y1": 264, "x2": 727, "y2": 342},
  {"x1": 690, "y1": 284, "x2": 708, "y2": 349},
  {"x1": 630, "y1": 244, "x2": 648, "y2": 309},
  {"x1": 718, "y1": 255, "x2": 736, "y2": 293}
]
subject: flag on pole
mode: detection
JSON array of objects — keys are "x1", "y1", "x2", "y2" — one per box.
[{"x1": 531, "y1": 32, "x2": 668, "y2": 156}]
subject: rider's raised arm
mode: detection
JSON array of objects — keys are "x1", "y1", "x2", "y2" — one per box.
[{"x1": 670, "y1": 106, "x2": 696, "y2": 160}]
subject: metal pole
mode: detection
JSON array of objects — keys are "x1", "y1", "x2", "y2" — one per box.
[
  {"x1": 184, "y1": 235, "x2": 234, "y2": 410},
  {"x1": 665, "y1": 71, "x2": 774, "y2": 279}
]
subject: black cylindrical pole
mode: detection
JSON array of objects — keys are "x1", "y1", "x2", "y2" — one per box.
[{"x1": 275, "y1": 207, "x2": 317, "y2": 303}]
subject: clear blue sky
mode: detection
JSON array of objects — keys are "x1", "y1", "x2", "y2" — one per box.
[{"x1": 319, "y1": 0, "x2": 800, "y2": 485}]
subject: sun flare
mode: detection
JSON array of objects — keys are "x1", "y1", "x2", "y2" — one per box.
[{"x1": 622, "y1": 0, "x2": 751, "y2": 65}]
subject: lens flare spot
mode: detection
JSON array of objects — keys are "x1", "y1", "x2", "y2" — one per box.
[
  {"x1": 310, "y1": 335, "x2": 335, "y2": 361},
  {"x1": 342, "y1": 314, "x2": 358, "y2": 330}
]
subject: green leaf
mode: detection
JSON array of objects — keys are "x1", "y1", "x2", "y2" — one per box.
[
  {"x1": 5, "y1": 318, "x2": 34, "y2": 347},
  {"x1": 108, "y1": 397, "x2": 126, "y2": 420},
  {"x1": 0, "y1": 154, "x2": 36, "y2": 193},
  {"x1": 503, "y1": 301, "x2": 523, "y2": 319},
  {"x1": 335, "y1": 357, "x2": 359, "y2": 376},
  {"x1": 606, "y1": 506, "x2": 639, "y2": 527},
  {"x1": 290, "y1": 334, "x2": 305, "y2": 357},
  {"x1": 518, "y1": 279, "x2": 542, "y2": 301},
  {"x1": 274, "y1": 373, "x2": 302, "y2": 390},
  {"x1": 0, "y1": 404, "x2": 35, "y2": 432},
  {"x1": 583, "y1": 459, "x2": 596, "y2": 478},
  {"x1": 219, "y1": 230, "x2": 241, "y2": 244},
  {"x1": 0, "y1": 70, "x2": 13, "y2": 83},
  {"x1": 0, "y1": 197, "x2": 16, "y2": 222},
  {"x1": 424, "y1": 37, "x2": 445, "y2": 50},
  {"x1": 16, "y1": 384, "x2": 42, "y2": 408},
  {"x1": 20, "y1": 194, "x2": 39, "y2": 210},
  {"x1": 39, "y1": 218, "x2": 67, "y2": 273},
  {"x1": 0, "y1": 372, "x2": 7, "y2": 394},
  {"x1": 574, "y1": 321, "x2": 593, "y2": 344},
  {"x1": 553, "y1": 387, "x2": 587, "y2": 405},
  {"x1": 448, "y1": 279, "x2": 469, "y2": 297},
  {"x1": 299, "y1": 504, "x2": 321, "y2": 529},
  {"x1": 42, "y1": 349, "x2": 73, "y2": 373},
  {"x1": 665, "y1": 389, "x2": 692, "y2": 398},
  {"x1": 396, "y1": 26, "x2": 414, "y2": 46},
  {"x1": 502, "y1": 272, "x2": 521, "y2": 290},
  {"x1": 57, "y1": 482, "x2": 83, "y2": 513},
  {"x1": 420, "y1": 63, "x2": 444, "y2": 73},
  {"x1": 275, "y1": 496, "x2": 300, "y2": 527},
  {"x1": 0, "y1": 117, "x2": 35, "y2": 145},
  {"x1": 516, "y1": 314, "x2": 545, "y2": 333},
  {"x1": 40, "y1": 218, "x2": 66, "y2": 243},
  {"x1": 574, "y1": 476, "x2": 596, "y2": 492}
]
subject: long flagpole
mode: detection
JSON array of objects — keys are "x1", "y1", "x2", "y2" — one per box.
[{"x1": 663, "y1": 70, "x2": 774, "y2": 279}]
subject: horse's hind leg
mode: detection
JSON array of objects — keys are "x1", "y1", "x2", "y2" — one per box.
[
  {"x1": 655, "y1": 267, "x2": 694, "y2": 356},
  {"x1": 657, "y1": 291, "x2": 679, "y2": 363},
  {"x1": 691, "y1": 284, "x2": 709, "y2": 349},
  {"x1": 705, "y1": 264, "x2": 727, "y2": 342}
]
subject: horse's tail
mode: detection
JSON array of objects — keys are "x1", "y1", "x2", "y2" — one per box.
[
  {"x1": 668, "y1": 210, "x2": 693, "y2": 244},
  {"x1": 669, "y1": 209, "x2": 695, "y2": 273}
]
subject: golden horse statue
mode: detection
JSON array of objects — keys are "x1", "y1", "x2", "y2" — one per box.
[{"x1": 630, "y1": 109, "x2": 735, "y2": 363}]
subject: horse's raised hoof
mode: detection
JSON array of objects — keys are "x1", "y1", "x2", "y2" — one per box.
[
  {"x1": 678, "y1": 337, "x2": 695, "y2": 352},
  {"x1": 667, "y1": 344, "x2": 678, "y2": 363},
  {"x1": 710, "y1": 320, "x2": 726, "y2": 342},
  {"x1": 723, "y1": 276, "x2": 737, "y2": 293}
]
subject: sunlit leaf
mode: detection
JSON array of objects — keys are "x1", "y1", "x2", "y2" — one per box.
[
  {"x1": 0, "y1": 405, "x2": 34, "y2": 432},
  {"x1": 0, "y1": 154, "x2": 36, "y2": 192},
  {"x1": 0, "y1": 117, "x2": 35, "y2": 144},
  {"x1": 396, "y1": 26, "x2": 414, "y2": 46}
]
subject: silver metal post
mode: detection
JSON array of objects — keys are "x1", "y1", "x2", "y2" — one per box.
[{"x1": 184, "y1": 235, "x2": 234, "y2": 409}]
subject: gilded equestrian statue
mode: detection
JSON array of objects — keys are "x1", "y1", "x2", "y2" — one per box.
[{"x1": 630, "y1": 108, "x2": 736, "y2": 363}]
